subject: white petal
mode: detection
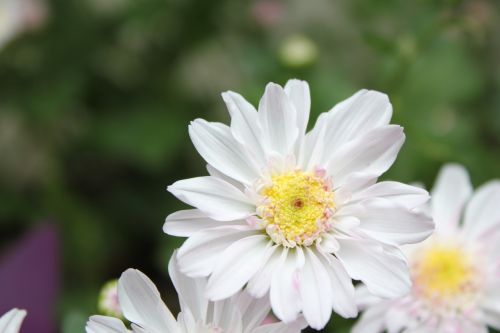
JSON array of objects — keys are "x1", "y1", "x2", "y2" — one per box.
[
  {"x1": 189, "y1": 119, "x2": 260, "y2": 185},
  {"x1": 222, "y1": 91, "x2": 267, "y2": 166},
  {"x1": 252, "y1": 317, "x2": 307, "y2": 333},
  {"x1": 258, "y1": 83, "x2": 298, "y2": 156},
  {"x1": 319, "y1": 252, "x2": 358, "y2": 318},
  {"x1": 303, "y1": 89, "x2": 392, "y2": 168},
  {"x1": 298, "y1": 248, "x2": 334, "y2": 329},
  {"x1": 206, "y1": 235, "x2": 274, "y2": 301},
  {"x1": 163, "y1": 209, "x2": 245, "y2": 237},
  {"x1": 336, "y1": 238, "x2": 411, "y2": 298},
  {"x1": 328, "y1": 125, "x2": 405, "y2": 187},
  {"x1": 233, "y1": 292, "x2": 271, "y2": 333},
  {"x1": 284, "y1": 79, "x2": 310, "y2": 135},
  {"x1": 298, "y1": 113, "x2": 328, "y2": 171},
  {"x1": 355, "y1": 285, "x2": 384, "y2": 309},
  {"x1": 463, "y1": 180, "x2": 500, "y2": 240},
  {"x1": 246, "y1": 246, "x2": 282, "y2": 298},
  {"x1": 270, "y1": 248, "x2": 305, "y2": 323},
  {"x1": 355, "y1": 198, "x2": 434, "y2": 245},
  {"x1": 168, "y1": 176, "x2": 254, "y2": 221},
  {"x1": 352, "y1": 181, "x2": 430, "y2": 209},
  {"x1": 86, "y1": 316, "x2": 128, "y2": 333},
  {"x1": 0, "y1": 309, "x2": 26, "y2": 333},
  {"x1": 168, "y1": 252, "x2": 207, "y2": 323},
  {"x1": 118, "y1": 269, "x2": 178, "y2": 332},
  {"x1": 211, "y1": 298, "x2": 243, "y2": 333},
  {"x1": 177, "y1": 226, "x2": 257, "y2": 277},
  {"x1": 431, "y1": 164, "x2": 472, "y2": 234},
  {"x1": 351, "y1": 303, "x2": 390, "y2": 333}
]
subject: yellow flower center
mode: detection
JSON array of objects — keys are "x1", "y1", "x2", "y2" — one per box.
[
  {"x1": 412, "y1": 244, "x2": 479, "y2": 307},
  {"x1": 258, "y1": 170, "x2": 334, "y2": 247}
]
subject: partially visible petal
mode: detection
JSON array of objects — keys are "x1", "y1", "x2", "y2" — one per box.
[
  {"x1": 206, "y1": 235, "x2": 275, "y2": 301},
  {"x1": 118, "y1": 269, "x2": 178, "y2": 333},
  {"x1": 86, "y1": 316, "x2": 128, "y2": 333},
  {"x1": 355, "y1": 198, "x2": 434, "y2": 246},
  {"x1": 168, "y1": 252, "x2": 207, "y2": 323},
  {"x1": 351, "y1": 303, "x2": 390, "y2": 333},
  {"x1": 298, "y1": 248, "x2": 334, "y2": 329},
  {"x1": 431, "y1": 164, "x2": 472, "y2": 235},
  {"x1": 247, "y1": 246, "x2": 282, "y2": 298},
  {"x1": 163, "y1": 209, "x2": 246, "y2": 237},
  {"x1": 352, "y1": 181, "x2": 430, "y2": 210},
  {"x1": 177, "y1": 226, "x2": 257, "y2": 277},
  {"x1": 336, "y1": 238, "x2": 411, "y2": 298},
  {"x1": 211, "y1": 298, "x2": 243, "y2": 333},
  {"x1": 258, "y1": 83, "x2": 298, "y2": 156},
  {"x1": 463, "y1": 180, "x2": 500, "y2": 240},
  {"x1": 252, "y1": 317, "x2": 307, "y2": 333},
  {"x1": 233, "y1": 292, "x2": 271, "y2": 333},
  {"x1": 270, "y1": 248, "x2": 305, "y2": 323},
  {"x1": 168, "y1": 176, "x2": 254, "y2": 221},
  {"x1": 327, "y1": 125, "x2": 405, "y2": 187},
  {"x1": 0, "y1": 309, "x2": 27, "y2": 333},
  {"x1": 284, "y1": 79, "x2": 310, "y2": 135},
  {"x1": 189, "y1": 119, "x2": 260, "y2": 185}
]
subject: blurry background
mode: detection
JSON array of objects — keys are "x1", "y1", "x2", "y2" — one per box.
[{"x1": 0, "y1": 0, "x2": 499, "y2": 332}]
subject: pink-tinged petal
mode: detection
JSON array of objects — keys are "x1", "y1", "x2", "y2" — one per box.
[
  {"x1": 177, "y1": 226, "x2": 257, "y2": 277},
  {"x1": 258, "y1": 83, "x2": 299, "y2": 156},
  {"x1": 431, "y1": 164, "x2": 472, "y2": 235},
  {"x1": 168, "y1": 176, "x2": 255, "y2": 221},
  {"x1": 189, "y1": 119, "x2": 260, "y2": 185},
  {"x1": 206, "y1": 235, "x2": 274, "y2": 301},
  {"x1": 118, "y1": 269, "x2": 178, "y2": 332},
  {"x1": 463, "y1": 180, "x2": 500, "y2": 240},
  {"x1": 327, "y1": 125, "x2": 405, "y2": 187},
  {"x1": 354, "y1": 198, "x2": 434, "y2": 246},
  {"x1": 270, "y1": 248, "x2": 305, "y2": 323},
  {"x1": 336, "y1": 238, "x2": 411, "y2": 299},
  {"x1": 163, "y1": 209, "x2": 246, "y2": 237}
]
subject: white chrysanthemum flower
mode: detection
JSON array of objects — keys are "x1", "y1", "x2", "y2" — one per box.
[
  {"x1": 353, "y1": 163, "x2": 500, "y2": 333},
  {"x1": 86, "y1": 253, "x2": 306, "y2": 333},
  {"x1": 0, "y1": 308, "x2": 27, "y2": 333},
  {"x1": 164, "y1": 79, "x2": 434, "y2": 329}
]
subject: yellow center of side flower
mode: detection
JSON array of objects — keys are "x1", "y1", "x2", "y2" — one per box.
[
  {"x1": 412, "y1": 244, "x2": 479, "y2": 306},
  {"x1": 259, "y1": 171, "x2": 334, "y2": 247}
]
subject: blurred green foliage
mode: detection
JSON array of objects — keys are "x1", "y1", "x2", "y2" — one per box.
[{"x1": 0, "y1": 0, "x2": 499, "y2": 331}]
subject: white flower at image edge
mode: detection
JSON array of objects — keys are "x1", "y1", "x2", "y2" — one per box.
[
  {"x1": 353, "y1": 164, "x2": 500, "y2": 333},
  {"x1": 164, "y1": 79, "x2": 435, "y2": 329},
  {"x1": 86, "y1": 252, "x2": 306, "y2": 333},
  {"x1": 0, "y1": 308, "x2": 27, "y2": 333}
]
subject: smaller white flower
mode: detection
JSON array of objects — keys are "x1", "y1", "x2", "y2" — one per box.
[
  {"x1": 352, "y1": 164, "x2": 500, "y2": 333},
  {"x1": 86, "y1": 252, "x2": 306, "y2": 333},
  {"x1": 0, "y1": 308, "x2": 27, "y2": 333}
]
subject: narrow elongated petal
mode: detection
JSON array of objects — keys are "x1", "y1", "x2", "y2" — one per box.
[
  {"x1": 270, "y1": 248, "x2": 305, "y2": 323},
  {"x1": 86, "y1": 316, "x2": 128, "y2": 333},
  {"x1": 246, "y1": 246, "x2": 281, "y2": 298},
  {"x1": 222, "y1": 91, "x2": 267, "y2": 165},
  {"x1": 284, "y1": 79, "x2": 310, "y2": 135},
  {"x1": 355, "y1": 198, "x2": 434, "y2": 245},
  {"x1": 206, "y1": 235, "x2": 274, "y2": 300},
  {"x1": 258, "y1": 83, "x2": 298, "y2": 156},
  {"x1": 118, "y1": 269, "x2": 179, "y2": 333},
  {"x1": 327, "y1": 125, "x2": 405, "y2": 187},
  {"x1": 336, "y1": 239, "x2": 411, "y2": 298},
  {"x1": 177, "y1": 226, "x2": 257, "y2": 277},
  {"x1": 211, "y1": 298, "x2": 243, "y2": 333},
  {"x1": 463, "y1": 180, "x2": 500, "y2": 240},
  {"x1": 163, "y1": 209, "x2": 245, "y2": 237},
  {"x1": 299, "y1": 248, "x2": 334, "y2": 329},
  {"x1": 431, "y1": 164, "x2": 472, "y2": 234},
  {"x1": 352, "y1": 181, "x2": 430, "y2": 209},
  {"x1": 0, "y1": 309, "x2": 26, "y2": 333},
  {"x1": 168, "y1": 176, "x2": 254, "y2": 221},
  {"x1": 189, "y1": 119, "x2": 260, "y2": 185}
]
